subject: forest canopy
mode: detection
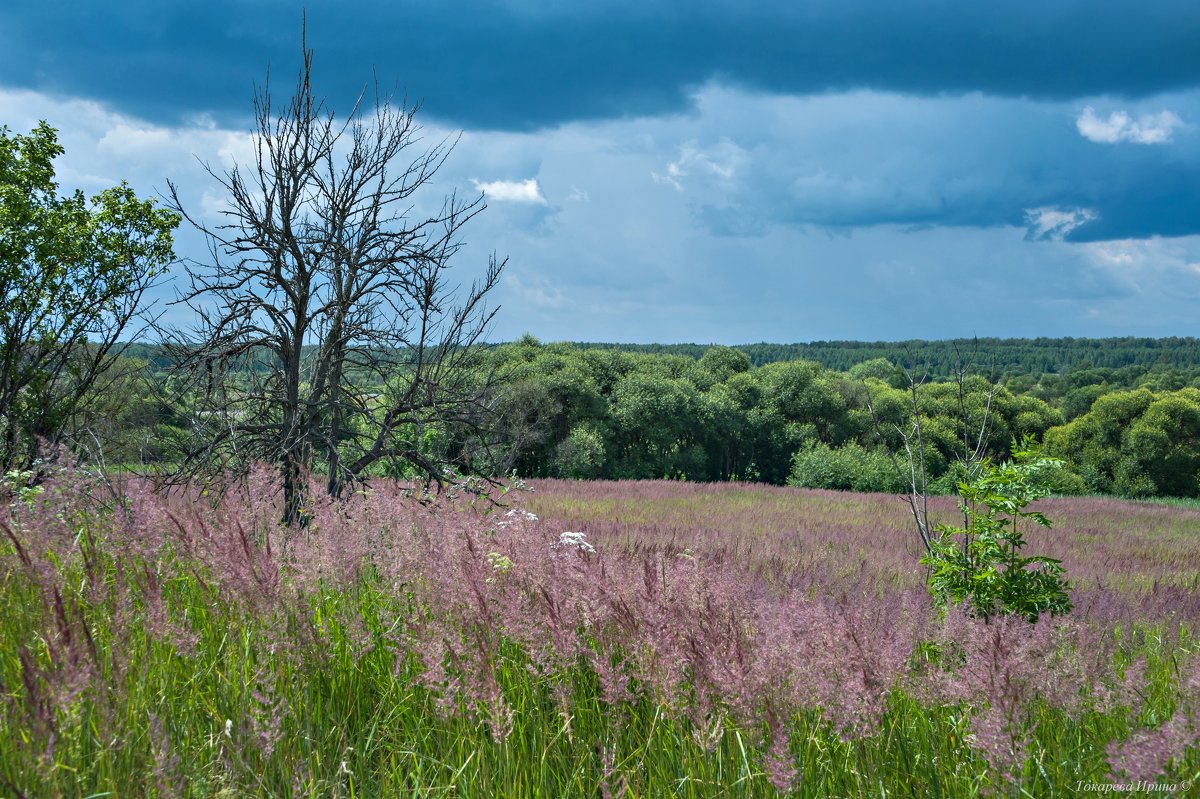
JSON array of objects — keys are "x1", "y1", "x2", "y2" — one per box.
[{"x1": 71, "y1": 336, "x2": 1200, "y2": 500}]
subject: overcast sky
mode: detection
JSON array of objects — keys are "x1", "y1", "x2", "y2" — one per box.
[{"x1": 4, "y1": 1, "x2": 1200, "y2": 343}]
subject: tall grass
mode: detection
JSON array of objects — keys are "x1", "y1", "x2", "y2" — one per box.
[{"x1": 1, "y1": 467, "x2": 1197, "y2": 796}]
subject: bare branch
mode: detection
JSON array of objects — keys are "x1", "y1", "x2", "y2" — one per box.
[{"x1": 165, "y1": 40, "x2": 505, "y2": 523}]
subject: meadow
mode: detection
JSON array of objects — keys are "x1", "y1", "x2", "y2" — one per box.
[
  {"x1": 526, "y1": 480, "x2": 1200, "y2": 606},
  {"x1": 2, "y1": 467, "x2": 1198, "y2": 797}
]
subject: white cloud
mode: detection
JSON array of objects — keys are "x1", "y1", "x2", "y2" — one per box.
[
  {"x1": 652, "y1": 138, "x2": 745, "y2": 192},
  {"x1": 1076, "y1": 106, "x2": 1183, "y2": 144},
  {"x1": 503, "y1": 272, "x2": 566, "y2": 309},
  {"x1": 651, "y1": 160, "x2": 687, "y2": 191},
  {"x1": 199, "y1": 188, "x2": 229, "y2": 221},
  {"x1": 471, "y1": 177, "x2": 547, "y2": 204},
  {"x1": 1024, "y1": 206, "x2": 1098, "y2": 241},
  {"x1": 96, "y1": 122, "x2": 174, "y2": 157},
  {"x1": 0, "y1": 86, "x2": 253, "y2": 205},
  {"x1": 215, "y1": 131, "x2": 257, "y2": 169},
  {"x1": 1081, "y1": 237, "x2": 1200, "y2": 277}
]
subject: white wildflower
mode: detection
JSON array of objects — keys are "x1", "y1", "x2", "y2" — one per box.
[
  {"x1": 557, "y1": 531, "x2": 595, "y2": 553},
  {"x1": 504, "y1": 508, "x2": 539, "y2": 521}
]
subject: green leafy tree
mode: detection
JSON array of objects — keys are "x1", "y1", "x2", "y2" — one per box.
[
  {"x1": 1061, "y1": 383, "x2": 1110, "y2": 420},
  {"x1": 923, "y1": 438, "x2": 1072, "y2": 623},
  {"x1": 488, "y1": 342, "x2": 608, "y2": 476},
  {"x1": 753, "y1": 360, "x2": 848, "y2": 482},
  {"x1": 608, "y1": 372, "x2": 700, "y2": 478},
  {"x1": 689, "y1": 345, "x2": 753, "y2": 390},
  {"x1": 1118, "y1": 389, "x2": 1200, "y2": 497},
  {"x1": 1044, "y1": 388, "x2": 1156, "y2": 495},
  {"x1": 848, "y1": 356, "x2": 903, "y2": 385},
  {"x1": 0, "y1": 122, "x2": 178, "y2": 470},
  {"x1": 696, "y1": 376, "x2": 759, "y2": 481}
]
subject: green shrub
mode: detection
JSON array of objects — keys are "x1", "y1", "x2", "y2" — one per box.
[
  {"x1": 923, "y1": 438, "x2": 1073, "y2": 623},
  {"x1": 788, "y1": 442, "x2": 908, "y2": 493},
  {"x1": 551, "y1": 423, "x2": 607, "y2": 478}
]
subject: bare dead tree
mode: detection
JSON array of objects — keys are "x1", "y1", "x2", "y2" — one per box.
[
  {"x1": 164, "y1": 43, "x2": 504, "y2": 524},
  {"x1": 950, "y1": 340, "x2": 998, "y2": 475},
  {"x1": 863, "y1": 339, "x2": 1002, "y2": 558},
  {"x1": 945, "y1": 340, "x2": 1001, "y2": 540},
  {"x1": 864, "y1": 367, "x2": 934, "y2": 556}
]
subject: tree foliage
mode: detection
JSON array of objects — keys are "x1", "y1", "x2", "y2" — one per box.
[
  {"x1": 52, "y1": 328, "x2": 1200, "y2": 501},
  {"x1": 788, "y1": 441, "x2": 907, "y2": 493},
  {"x1": 477, "y1": 341, "x2": 1073, "y2": 489},
  {"x1": 1046, "y1": 387, "x2": 1200, "y2": 497},
  {"x1": 0, "y1": 122, "x2": 178, "y2": 470}
]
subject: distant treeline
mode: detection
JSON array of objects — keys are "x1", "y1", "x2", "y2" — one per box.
[
  {"x1": 480, "y1": 338, "x2": 1200, "y2": 498},
  {"x1": 569, "y1": 337, "x2": 1200, "y2": 375},
  {"x1": 117, "y1": 336, "x2": 1200, "y2": 378},
  {"x1": 77, "y1": 336, "x2": 1200, "y2": 499}
]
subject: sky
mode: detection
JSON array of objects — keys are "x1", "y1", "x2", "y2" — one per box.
[{"x1": 4, "y1": 1, "x2": 1200, "y2": 344}]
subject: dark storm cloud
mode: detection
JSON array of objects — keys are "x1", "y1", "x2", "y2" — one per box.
[
  {"x1": 638, "y1": 89, "x2": 1200, "y2": 242},
  {"x1": 7, "y1": 0, "x2": 1200, "y2": 343},
  {"x1": 2, "y1": 1, "x2": 1199, "y2": 130}
]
